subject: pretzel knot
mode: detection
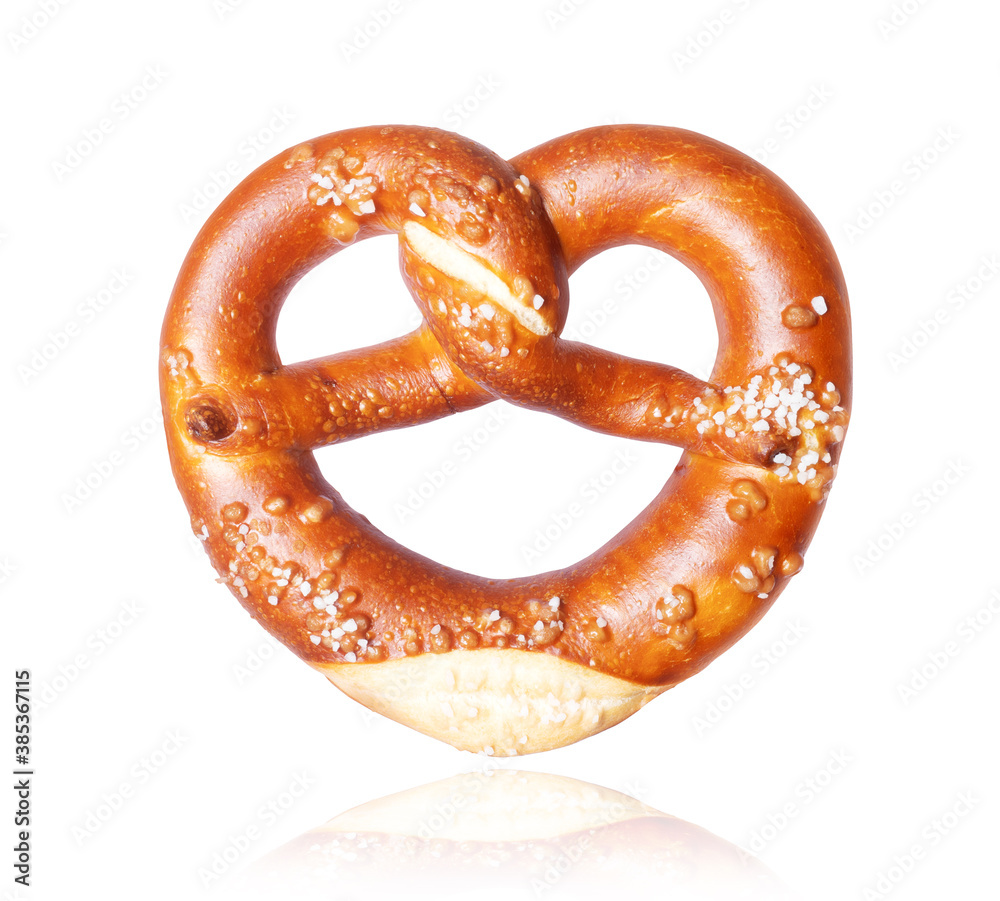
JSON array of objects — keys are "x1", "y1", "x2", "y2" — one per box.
[{"x1": 160, "y1": 125, "x2": 851, "y2": 755}]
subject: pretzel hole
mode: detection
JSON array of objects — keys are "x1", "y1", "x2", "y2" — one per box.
[
  {"x1": 277, "y1": 235, "x2": 417, "y2": 364},
  {"x1": 319, "y1": 411, "x2": 675, "y2": 578},
  {"x1": 563, "y1": 246, "x2": 717, "y2": 379},
  {"x1": 185, "y1": 400, "x2": 236, "y2": 443},
  {"x1": 300, "y1": 244, "x2": 696, "y2": 577}
]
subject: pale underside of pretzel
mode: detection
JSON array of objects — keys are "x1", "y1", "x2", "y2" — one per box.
[{"x1": 160, "y1": 125, "x2": 850, "y2": 755}]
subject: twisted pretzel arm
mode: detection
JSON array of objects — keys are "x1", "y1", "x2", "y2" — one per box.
[
  {"x1": 187, "y1": 329, "x2": 494, "y2": 457},
  {"x1": 397, "y1": 127, "x2": 849, "y2": 468}
]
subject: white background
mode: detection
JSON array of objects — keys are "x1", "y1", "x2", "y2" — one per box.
[{"x1": 3, "y1": 0, "x2": 998, "y2": 898}]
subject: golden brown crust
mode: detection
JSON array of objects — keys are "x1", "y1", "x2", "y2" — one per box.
[{"x1": 160, "y1": 125, "x2": 850, "y2": 749}]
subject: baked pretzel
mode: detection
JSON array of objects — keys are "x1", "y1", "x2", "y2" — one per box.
[{"x1": 160, "y1": 125, "x2": 851, "y2": 755}]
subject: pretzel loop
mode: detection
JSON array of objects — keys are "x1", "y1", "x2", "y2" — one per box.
[
  {"x1": 160, "y1": 125, "x2": 851, "y2": 756},
  {"x1": 167, "y1": 128, "x2": 548, "y2": 462},
  {"x1": 401, "y1": 127, "x2": 848, "y2": 469}
]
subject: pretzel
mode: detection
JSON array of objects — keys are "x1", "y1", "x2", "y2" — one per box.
[{"x1": 160, "y1": 125, "x2": 851, "y2": 755}]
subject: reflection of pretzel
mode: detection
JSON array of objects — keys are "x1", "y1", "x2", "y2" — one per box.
[
  {"x1": 237, "y1": 771, "x2": 793, "y2": 898},
  {"x1": 160, "y1": 125, "x2": 851, "y2": 755}
]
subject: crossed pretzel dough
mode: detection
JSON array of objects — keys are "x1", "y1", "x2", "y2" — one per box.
[{"x1": 160, "y1": 125, "x2": 851, "y2": 755}]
